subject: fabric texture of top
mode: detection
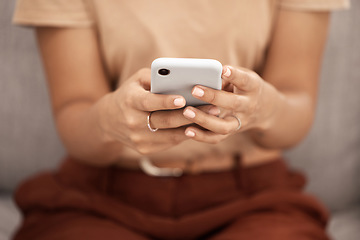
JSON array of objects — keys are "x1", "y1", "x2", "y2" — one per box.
[
  {"x1": 12, "y1": 0, "x2": 350, "y2": 161},
  {"x1": 13, "y1": 0, "x2": 94, "y2": 27}
]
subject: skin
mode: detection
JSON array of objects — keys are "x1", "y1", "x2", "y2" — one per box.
[{"x1": 36, "y1": 10, "x2": 330, "y2": 167}]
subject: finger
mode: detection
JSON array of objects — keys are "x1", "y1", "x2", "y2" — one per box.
[
  {"x1": 197, "y1": 105, "x2": 221, "y2": 116},
  {"x1": 132, "y1": 91, "x2": 186, "y2": 112},
  {"x1": 221, "y1": 73, "x2": 234, "y2": 92},
  {"x1": 222, "y1": 80, "x2": 234, "y2": 92},
  {"x1": 150, "y1": 105, "x2": 220, "y2": 129},
  {"x1": 222, "y1": 66, "x2": 259, "y2": 92},
  {"x1": 183, "y1": 107, "x2": 240, "y2": 135},
  {"x1": 129, "y1": 69, "x2": 186, "y2": 111},
  {"x1": 137, "y1": 127, "x2": 189, "y2": 154},
  {"x1": 150, "y1": 109, "x2": 191, "y2": 129},
  {"x1": 191, "y1": 85, "x2": 248, "y2": 111},
  {"x1": 136, "y1": 68, "x2": 151, "y2": 90},
  {"x1": 150, "y1": 127, "x2": 190, "y2": 149},
  {"x1": 184, "y1": 126, "x2": 228, "y2": 144},
  {"x1": 151, "y1": 126, "x2": 189, "y2": 142}
]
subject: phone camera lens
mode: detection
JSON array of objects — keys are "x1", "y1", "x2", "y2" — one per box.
[{"x1": 158, "y1": 68, "x2": 170, "y2": 76}]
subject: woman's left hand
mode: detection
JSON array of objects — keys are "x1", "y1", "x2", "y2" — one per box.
[{"x1": 182, "y1": 66, "x2": 278, "y2": 144}]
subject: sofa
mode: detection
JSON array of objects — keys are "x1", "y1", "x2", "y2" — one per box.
[{"x1": 1, "y1": 0, "x2": 359, "y2": 239}]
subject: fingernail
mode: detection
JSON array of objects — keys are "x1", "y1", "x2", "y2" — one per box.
[
  {"x1": 185, "y1": 130, "x2": 195, "y2": 137},
  {"x1": 192, "y1": 87, "x2": 204, "y2": 97},
  {"x1": 174, "y1": 97, "x2": 185, "y2": 107},
  {"x1": 183, "y1": 109, "x2": 196, "y2": 118},
  {"x1": 208, "y1": 107, "x2": 220, "y2": 116},
  {"x1": 223, "y1": 66, "x2": 231, "y2": 77}
]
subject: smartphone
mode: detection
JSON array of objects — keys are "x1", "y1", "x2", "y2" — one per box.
[{"x1": 151, "y1": 58, "x2": 222, "y2": 106}]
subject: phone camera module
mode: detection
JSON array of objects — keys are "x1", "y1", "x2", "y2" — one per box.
[{"x1": 158, "y1": 68, "x2": 170, "y2": 76}]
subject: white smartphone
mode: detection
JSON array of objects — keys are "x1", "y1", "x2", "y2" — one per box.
[{"x1": 151, "y1": 58, "x2": 222, "y2": 106}]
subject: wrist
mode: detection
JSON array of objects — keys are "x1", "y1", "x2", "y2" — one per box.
[
  {"x1": 254, "y1": 82, "x2": 284, "y2": 132},
  {"x1": 85, "y1": 93, "x2": 126, "y2": 165},
  {"x1": 95, "y1": 92, "x2": 119, "y2": 144}
]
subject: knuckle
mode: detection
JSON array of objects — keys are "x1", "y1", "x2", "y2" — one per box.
[
  {"x1": 249, "y1": 72, "x2": 260, "y2": 89},
  {"x1": 249, "y1": 71, "x2": 259, "y2": 80},
  {"x1": 138, "y1": 68, "x2": 150, "y2": 76},
  {"x1": 247, "y1": 101, "x2": 258, "y2": 114},
  {"x1": 218, "y1": 129, "x2": 227, "y2": 135},
  {"x1": 124, "y1": 97, "x2": 134, "y2": 108},
  {"x1": 125, "y1": 116, "x2": 139, "y2": 129},
  {"x1": 220, "y1": 125, "x2": 231, "y2": 135},
  {"x1": 241, "y1": 72, "x2": 251, "y2": 87},
  {"x1": 129, "y1": 133, "x2": 142, "y2": 144},
  {"x1": 233, "y1": 96, "x2": 243, "y2": 110},
  {"x1": 137, "y1": 145, "x2": 152, "y2": 155},
  {"x1": 140, "y1": 97, "x2": 150, "y2": 110},
  {"x1": 207, "y1": 91, "x2": 217, "y2": 104},
  {"x1": 137, "y1": 147, "x2": 147, "y2": 155},
  {"x1": 136, "y1": 68, "x2": 151, "y2": 88}
]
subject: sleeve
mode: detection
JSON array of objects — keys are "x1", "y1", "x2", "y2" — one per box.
[
  {"x1": 13, "y1": 0, "x2": 94, "y2": 27},
  {"x1": 279, "y1": 0, "x2": 350, "y2": 11}
]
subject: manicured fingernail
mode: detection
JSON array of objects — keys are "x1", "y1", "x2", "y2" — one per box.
[
  {"x1": 174, "y1": 97, "x2": 185, "y2": 107},
  {"x1": 185, "y1": 130, "x2": 195, "y2": 137},
  {"x1": 208, "y1": 107, "x2": 220, "y2": 116},
  {"x1": 223, "y1": 67, "x2": 231, "y2": 77},
  {"x1": 192, "y1": 87, "x2": 204, "y2": 97},
  {"x1": 183, "y1": 109, "x2": 196, "y2": 118}
]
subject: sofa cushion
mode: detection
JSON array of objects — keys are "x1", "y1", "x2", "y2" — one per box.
[
  {"x1": 0, "y1": 194, "x2": 21, "y2": 240},
  {"x1": 0, "y1": 0, "x2": 64, "y2": 191},
  {"x1": 328, "y1": 205, "x2": 360, "y2": 240},
  {"x1": 285, "y1": 1, "x2": 360, "y2": 212}
]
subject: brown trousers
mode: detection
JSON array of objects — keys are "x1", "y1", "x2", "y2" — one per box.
[{"x1": 13, "y1": 156, "x2": 330, "y2": 240}]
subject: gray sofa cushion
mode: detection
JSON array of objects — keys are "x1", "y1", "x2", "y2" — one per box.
[
  {"x1": 285, "y1": 0, "x2": 360, "y2": 213},
  {"x1": 328, "y1": 205, "x2": 360, "y2": 240},
  {"x1": 0, "y1": 0, "x2": 65, "y2": 191},
  {"x1": 0, "y1": 194, "x2": 21, "y2": 240}
]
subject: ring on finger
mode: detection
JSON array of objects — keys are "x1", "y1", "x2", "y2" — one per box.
[
  {"x1": 147, "y1": 112, "x2": 158, "y2": 132},
  {"x1": 231, "y1": 115, "x2": 242, "y2": 131}
]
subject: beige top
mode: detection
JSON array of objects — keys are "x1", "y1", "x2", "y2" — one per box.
[{"x1": 13, "y1": 0, "x2": 349, "y2": 162}]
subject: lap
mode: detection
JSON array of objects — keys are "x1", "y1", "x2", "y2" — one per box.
[
  {"x1": 14, "y1": 158, "x2": 329, "y2": 240},
  {"x1": 13, "y1": 211, "x2": 149, "y2": 240},
  {"x1": 208, "y1": 210, "x2": 329, "y2": 240}
]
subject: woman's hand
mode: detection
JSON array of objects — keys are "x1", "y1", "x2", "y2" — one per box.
[
  {"x1": 182, "y1": 66, "x2": 279, "y2": 144},
  {"x1": 99, "y1": 68, "x2": 220, "y2": 155}
]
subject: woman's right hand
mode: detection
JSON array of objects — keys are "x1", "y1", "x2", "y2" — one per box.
[{"x1": 98, "y1": 68, "x2": 220, "y2": 155}]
